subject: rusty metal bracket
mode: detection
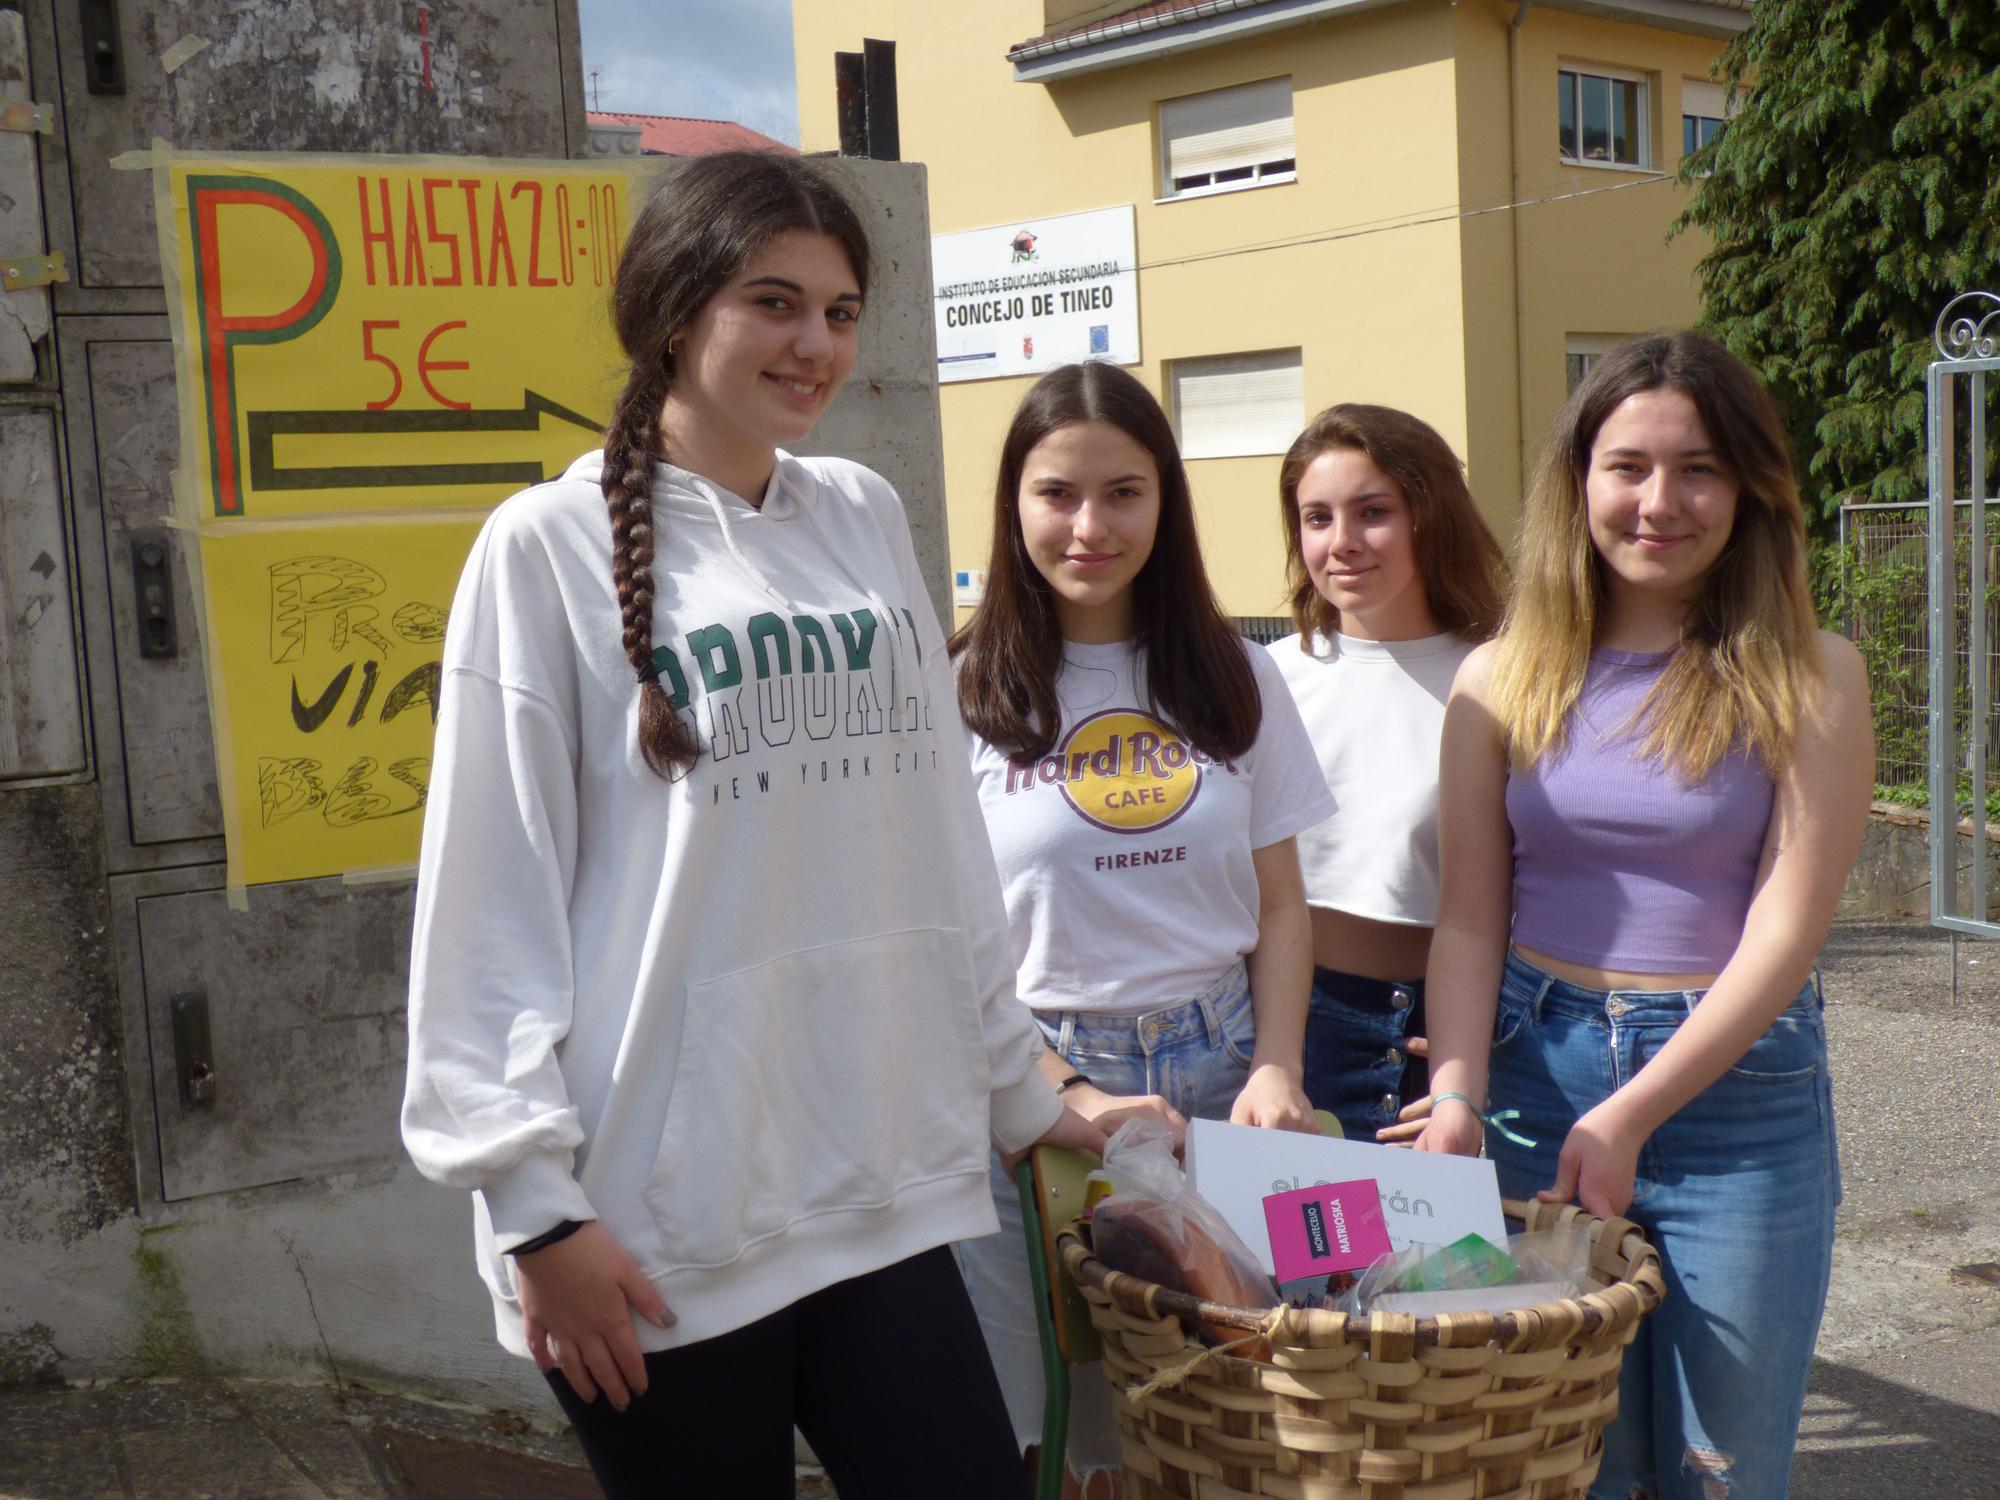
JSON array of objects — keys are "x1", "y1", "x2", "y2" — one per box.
[
  {"x1": 0, "y1": 253, "x2": 68, "y2": 290},
  {"x1": 0, "y1": 101, "x2": 55, "y2": 135}
]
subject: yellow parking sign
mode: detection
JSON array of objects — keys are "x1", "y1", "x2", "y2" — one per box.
[{"x1": 154, "y1": 148, "x2": 653, "y2": 888}]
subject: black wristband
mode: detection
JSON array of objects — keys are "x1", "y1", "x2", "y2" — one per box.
[
  {"x1": 1055, "y1": 1072, "x2": 1092, "y2": 1095},
  {"x1": 508, "y1": 1219, "x2": 586, "y2": 1257}
]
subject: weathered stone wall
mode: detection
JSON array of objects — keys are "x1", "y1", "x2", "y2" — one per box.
[
  {"x1": 0, "y1": 786, "x2": 130, "y2": 1383},
  {"x1": 1841, "y1": 802, "x2": 2000, "y2": 923}
]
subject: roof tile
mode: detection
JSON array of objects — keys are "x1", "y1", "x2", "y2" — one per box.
[{"x1": 587, "y1": 112, "x2": 796, "y2": 157}]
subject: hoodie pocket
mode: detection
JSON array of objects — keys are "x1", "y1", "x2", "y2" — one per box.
[{"x1": 642, "y1": 926, "x2": 989, "y2": 1271}]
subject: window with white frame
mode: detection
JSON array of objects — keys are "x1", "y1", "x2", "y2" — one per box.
[
  {"x1": 1566, "y1": 334, "x2": 1626, "y2": 394},
  {"x1": 1170, "y1": 349, "x2": 1303, "y2": 459},
  {"x1": 1682, "y1": 79, "x2": 1730, "y2": 158},
  {"x1": 1558, "y1": 65, "x2": 1649, "y2": 168},
  {"x1": 1159, "y1": 77, "x2": 1295, "y2": 201}
]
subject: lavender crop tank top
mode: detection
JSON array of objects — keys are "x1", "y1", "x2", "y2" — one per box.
[{"x1": 1506, "y1": 648, "x2": 1774, "y2": 972}]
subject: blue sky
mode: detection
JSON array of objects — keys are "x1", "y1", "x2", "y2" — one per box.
[{"x1": 578, "y1": 0, "x2": 802, "y2": 144}]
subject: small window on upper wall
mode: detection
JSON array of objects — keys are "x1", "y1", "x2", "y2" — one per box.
[
  {"x1": 1682, "y1": 79, "x2": 1731, "y2": 161},
  {"x1": 1566, "y1": 334, "x2": 1626, "y2": 394},
  {"x1": 1170, "y1": 349, "x2": 1303, "y2": 459},
  {"x1": 1558, "y1": 65, "x2": 1649, "y2": 168},
  {"x1": 1159, "y1": 77, "x2": 1295, "y2": 201}
]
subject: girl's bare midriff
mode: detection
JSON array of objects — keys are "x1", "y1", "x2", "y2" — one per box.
[
  {"x1": 1310, "y1": 905, "x2": 1430, "y2": 984},
  {"x1": 1512, "y1": 943, "x2": 1720, "y2": 993}
]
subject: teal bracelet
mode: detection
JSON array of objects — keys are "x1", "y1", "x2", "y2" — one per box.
[{"x1": 1432, "y1": 1091, "x2": 1538, "y2": 1148}]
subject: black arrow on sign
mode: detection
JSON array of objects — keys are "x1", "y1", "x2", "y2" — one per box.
[{"x1": 245, "y1": 391, "x2": 604, "y2": 492}]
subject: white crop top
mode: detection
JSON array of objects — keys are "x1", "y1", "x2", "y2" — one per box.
[
  {"x1": 965, "y1": 639, "x2": 1334, "y2": 1017},
  {"x1": 1265, "y1": 629, "x2": 1474, "y2": 927}
]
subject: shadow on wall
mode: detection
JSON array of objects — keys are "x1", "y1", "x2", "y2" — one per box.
[{"x1": 1796, "y1": 1359, "x2": 2000, "y2": 1496}]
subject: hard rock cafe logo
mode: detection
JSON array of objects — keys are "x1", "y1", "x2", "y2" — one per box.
[{"x1": 1002, "y1": 709, "x2": 1232, "y2": 833}]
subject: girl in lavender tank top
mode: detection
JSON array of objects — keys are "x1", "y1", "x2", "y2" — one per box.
[{"x1": 1417, "y1": 333, "x2": 1872, "y2": 1499}]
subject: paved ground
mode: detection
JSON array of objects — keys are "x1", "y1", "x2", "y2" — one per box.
[
  {"x1": 0, "y1": 917, "x2": 1994, "y2": 1497},
  {"x1": 0, "y1": 1376, "x2": 840, "y2": 1498},
  {"x1": 1795, "y1": 920, "x2": 2000, "y2": 1498}
]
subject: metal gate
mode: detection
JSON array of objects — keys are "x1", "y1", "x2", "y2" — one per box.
[{"x1": 1927, "y1": 291, "x2": 2000, "y2": 936}]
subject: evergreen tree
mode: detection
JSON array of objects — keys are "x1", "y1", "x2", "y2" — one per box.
[{"x1": 1675, "y1": 0, "x2": 2000, "y2": 527}]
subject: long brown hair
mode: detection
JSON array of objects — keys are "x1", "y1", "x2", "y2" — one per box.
[
  {"x1": 950, "y1": 362, "x2": 1261, "y2": 763},
  {"x1": 603, "y1": 151, "x2": 870, "y2": 778},
  {"x1": 1491, "y1": 331, "x2": 1820, "y2": 777},
  {"x1": 1276, "y1": 404, "x2": 1507, "y2": 647}
]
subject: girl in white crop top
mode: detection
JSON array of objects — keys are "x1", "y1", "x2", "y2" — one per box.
[
  {"x1": 1266, "y1": 405, "x2": 1507, "y2": 1143},
  {"x1": 952, "y1": 362, "x2": 1333, "y2": 1491}
]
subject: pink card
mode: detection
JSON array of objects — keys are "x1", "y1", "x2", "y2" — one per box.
[{"x1": 1262, "y1": 1178, "x2": 1392, "y2": 1280}]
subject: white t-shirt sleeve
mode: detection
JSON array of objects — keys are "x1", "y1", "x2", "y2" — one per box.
[
  {"x1": 401, "y1": 504, "x2": 597, "y2": 1248},
  {"x1": 851, "y1": 468, "x2": 1063, "y2": 1153},
  {"x1": 1246, "y1": 644, "x2": 1338, "y2": 850}
]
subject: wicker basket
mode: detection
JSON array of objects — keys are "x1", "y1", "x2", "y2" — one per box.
[{"x1": 1056, "y1": 1197, "x2": 1665, "y2": 1499}]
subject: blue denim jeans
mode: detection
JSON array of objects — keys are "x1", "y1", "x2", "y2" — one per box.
[
  {"x1": 1301, "y1": 966, "x2": 1426, "y2": 1140},
  {"x1": 957, "y1": 962, "x2": 1255, "y2": 1471},
  {"x1": 1487, "y1": 950, "x2": 1840, "y2": 1500}
]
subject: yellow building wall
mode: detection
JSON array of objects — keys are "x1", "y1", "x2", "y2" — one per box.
[
  {"x1": 798, "y1": 0, "x2": 1476, "y2": 623},
  {"x1": 1448, "y1": 0, "x2": 1530, "y2": 538},
  {"x1": 1462, "y1": 1, "x2": 1724, "y2": 509},
  {"x1": 794, "y1": 0, "x2": 1727, "y2": 619}
]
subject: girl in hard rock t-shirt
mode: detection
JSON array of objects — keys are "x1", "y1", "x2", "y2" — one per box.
[{"x1": 951, "y1": 360, "x2": 1332, "y2": 1496}]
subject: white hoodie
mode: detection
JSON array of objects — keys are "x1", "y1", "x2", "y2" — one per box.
[{"x1": 402, "y1": 449, "x2": 1061, "y2": 1356}]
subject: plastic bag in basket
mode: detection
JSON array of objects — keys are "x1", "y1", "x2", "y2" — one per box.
[{"x1": 1091, "y1": 1119, "x2": 1279, "y2": 1342}]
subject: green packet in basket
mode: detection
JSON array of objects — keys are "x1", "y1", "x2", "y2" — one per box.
[
  {"x1": 1339, "y1": 1224, "x2": 1593, "y2": 1316},
  {"x1": 1400, "y1": 1233, "x2": 1521, "y2": 1292}
]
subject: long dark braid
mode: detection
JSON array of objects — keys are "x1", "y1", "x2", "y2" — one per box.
[
  {"x1": 600, "y1": 151, "x2": 871, "y2": 779},
  {"x1": 602, "y1": 363, "x2": 693, "y2": 776}
]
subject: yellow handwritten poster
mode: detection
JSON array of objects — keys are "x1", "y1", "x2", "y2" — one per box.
[
  {"x1": 196, "y1": 515, "x2": 486, "y2": 887},
  {"x1": 155, "y1": 148, "x2": 654, "y2": 887}
]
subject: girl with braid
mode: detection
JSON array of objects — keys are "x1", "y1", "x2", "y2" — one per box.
[{"x1": 403, "y1": 151, "x2": 1099, "y2": 1500}]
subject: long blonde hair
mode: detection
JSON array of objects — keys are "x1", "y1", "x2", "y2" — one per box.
[{"x1": 1491, "y1": 332, "x2": 1820, "y2": 779}]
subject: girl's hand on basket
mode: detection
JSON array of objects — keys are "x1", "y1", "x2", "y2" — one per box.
[
  {"x1": 1229, "y1": 1064, "x2": 1320, "y2": 1133},
  {"x1": 516, "y1": 1221, "x2": 674, "y2": 1409},
  {"x1": 1540, "y1": 1103, "x2": 1641, "y2": 1219},
  {"x1": 1063, "y1": 1083, "x2": 1188, "y2": 1153}
]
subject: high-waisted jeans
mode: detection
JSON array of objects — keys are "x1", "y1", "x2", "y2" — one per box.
[
  {"x1": 956, "y1": 962, "x2": 1256, "y2": 1472},
  {"x1": 1487, "y1": 949, "x2": 1840, "y2": 1500},
  {"x1": 1301, "y1": 966, "x2": 1427, "y2": 1140}
]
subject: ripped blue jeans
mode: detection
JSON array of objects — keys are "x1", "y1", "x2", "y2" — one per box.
[{"x1": 1487, "y1": 950, "x2": 1840, "y2": 1500}]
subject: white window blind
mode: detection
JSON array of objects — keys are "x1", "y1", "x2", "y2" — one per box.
[
  {"x1": 1160, "y1": 77, "x2": 1294, "y2": 197},
  {"x1": 1172, "y1": 350, "x2": 1303, "y2": 459},
  {"x1": 1682, "y1": 80, "x2": 1728, "y2": 121}
]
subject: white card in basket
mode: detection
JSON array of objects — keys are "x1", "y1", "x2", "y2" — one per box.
[{"x1": 1184, "y1": 1118, "x2": 1509, "y2": 1273}]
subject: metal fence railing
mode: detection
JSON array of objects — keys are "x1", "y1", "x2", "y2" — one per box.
[
  {"x1": 1926, "y1": 294, "x2": 2000, "y2": 935},
  {"x1": 1831, "y1": 501, "x2": 2000, "y2": 800},
  {"x1": 1234, "y1": 615, "x2": 1293, "y2": 647}
]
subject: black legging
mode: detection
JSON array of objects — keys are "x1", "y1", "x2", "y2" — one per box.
[{"x1": 548, "y1": 1246, "x2": 1029, "y2": 1499}]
